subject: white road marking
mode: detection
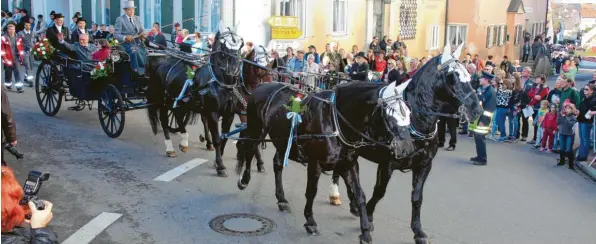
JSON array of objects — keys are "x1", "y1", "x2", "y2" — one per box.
[
  {"x1": 154, "y1": 158, "x2": 208, "y2": 182},
  {"x1": 61, "y1": 212, "x2": 122, "y2": 244}
]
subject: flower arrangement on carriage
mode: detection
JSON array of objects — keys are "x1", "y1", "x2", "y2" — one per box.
[
  {"x1": 32, "y1": 38, "x2": 55, "y2": 60},
  {"x1": 108, "y1": 38, "x2": 119, "y2": 47},
  {"x1": 90, "y1": 61, "x2": 114, "y2": 80}
]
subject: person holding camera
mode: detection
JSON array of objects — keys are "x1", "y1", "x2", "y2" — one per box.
[{"x1": 1, "y1": 166, "x2": 58, "y2": 244}]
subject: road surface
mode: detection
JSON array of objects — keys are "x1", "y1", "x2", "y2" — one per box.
[{"x1": 3, "y1": 73, "x2": 596, "y2": 244}]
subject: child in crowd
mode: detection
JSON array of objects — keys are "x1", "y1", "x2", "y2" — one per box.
[
  {"x1": 540, "y1": 104, "x2": 558, "y2": 152},
  {"x1": 562, "y1": 59, "x2": 570, "y2": 73},
  {"x1": 557, "y1": 103, "x2": 578, "y2": 169},
  {"x1": 534, "y1": 100, "x2": 549, "y2": 148}
]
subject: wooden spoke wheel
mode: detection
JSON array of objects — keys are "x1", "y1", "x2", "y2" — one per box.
[
  {"x1": 167, "y1": 109, "x2": 192, "y2": 133},
  {"x1": 35, "y1": 61, "x2": 63, "y2": 116},
  {"x1": 98, "y1": 84, "x2": 126, "y2": 138}
]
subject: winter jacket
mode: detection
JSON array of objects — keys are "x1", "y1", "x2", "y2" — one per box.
[
  {"x1": 577, "y1": 95, "x2": 596, "y2": 124},
  {"x1": 1, "y1": 225, "x2": 59, "y2": 244},
  {"x1": 559, "y1": 87, "x2": 581, "y2": 107},
  {"x1": 1, "y1": 34, "x2": 24, "y2": 67},
  {"x1": 2, "y1": 86, "x2": 17, "y2": 142},
  {"x1": 520, "y1": 77, "x2": 535, "y2": 106},
  {"x1": 496, "y1": 85, "x2": 513, "y2": 108},
  {"x1": 508, "y1": 90, "x2": 522, "y2": 110},
  {"x1": 373, "y1": 58, "x2": 386, "y2": 73},
  {"x1": 350, "y1": 62, "x2": 369, "y2": 81},
  {"x1": 91, "y1": 47, "x2": 110, "y2": 61},
  {"x1": 547, "y1": 89, "x2": 562, "y2": 107},
  {"x1": 542, "y1": 112, "x2": 558, "y2": 131},
  {"x1": 527, "y1": 84, "x2": 549, "y2": 109},
  {"x1": 557, "y1": 114, "x2": 577, "y2": 136}
]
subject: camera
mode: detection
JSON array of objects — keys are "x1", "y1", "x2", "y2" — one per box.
[{"x1": 19, "y1": 171, "x2": 50, "y2": 219}]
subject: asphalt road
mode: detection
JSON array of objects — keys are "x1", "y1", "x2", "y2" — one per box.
[{"x1": 3, "y1": 71, "x2": 596, "y2": 244}]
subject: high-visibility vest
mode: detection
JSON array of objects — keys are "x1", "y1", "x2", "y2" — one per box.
[{"x1": 469, "y1": 110, "x2": 494, "y2": 135}]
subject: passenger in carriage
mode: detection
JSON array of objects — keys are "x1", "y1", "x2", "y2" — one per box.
[
  {"x1": 57, "y1": 33, "x2": 97, "y2": 61},
  {"x1": 45, "y1": 13, "x2": 70, "y2": 53},
  {"x1": 92, "y1": 39, "x2": 110, "y2": 61},
  {"x1": 71, "y1": 18, "x2": 92, "y2": 43}
]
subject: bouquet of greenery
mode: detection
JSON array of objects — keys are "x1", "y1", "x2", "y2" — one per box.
[
  {"x1": 32, "y1": 38, "x2": 55, "y2": 60},
  {"x1": 90, "y1": 61, "x2": 113, "y2": 80}
]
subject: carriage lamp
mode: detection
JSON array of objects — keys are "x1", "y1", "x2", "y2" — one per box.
[{"x1": 110, "y1": 52, "x2": 121, "y2": 62}]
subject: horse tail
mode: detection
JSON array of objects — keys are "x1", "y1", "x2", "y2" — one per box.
[{"x1": 146, "y1": 75, "x2": 164, "y2": 135}]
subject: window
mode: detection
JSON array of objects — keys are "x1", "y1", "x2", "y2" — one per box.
[
  {"x1": 486, "y1": 25, "x2": 492, "y2": 48},
  {"x1": 399, "y1": 0, "x2": 418, "y2": 40},
  {"x1": 492, "y1": 25, "x2": 498, "y2": 46},
  {"x1": 332, "y1": 0, "x2": 347, "y2": 35},
  {"x1": 427, "y1": 24, "x2": 440, "y2": 50},
  {"x1": 447, "y1": 24, "x2": 467, "y2": 48},
  {"x1": 280, "y1": 0, "x2": 306, "y2": 38},
  {"x1": 142, "y1": 0, "x2": 153, "y2": 29},
  {"x1": 516, "y1": 24, "x2": 522, "y2": 44},
  {"x1": 498, "y1": 24, "x2": 507, "y2": 46},
  {"x1": 513, "y1": 24, "x2": 523, "y2": 45},
  {"x1": 198, "y1": 0, "x2": 222, "y2": 33}
]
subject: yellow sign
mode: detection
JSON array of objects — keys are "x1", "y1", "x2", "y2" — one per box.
[
  {"x1": 267, "y1": 16, "x2": 299, "y2": 28},
  {"x1": 272, "y1": 27, "x2": 303, "y2": 40}
]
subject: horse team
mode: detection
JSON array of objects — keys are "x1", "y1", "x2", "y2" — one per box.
[{"x1": 145, "y1": 23, "x2": 483, "y2": 244}]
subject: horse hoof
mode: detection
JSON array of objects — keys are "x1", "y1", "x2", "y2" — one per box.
[
  {"x1": 199, "y1": 134, "x2": 205, "y2": 142},
  {"x1": 329, "y1": 196, "x2": 341, "y2": 206},
  {"x1": 179, "y1": 145, "x2": 189, "y2": 153},
  {"x1": 207, "y1": 146, "x2": 215, "y2": 151},
  {"x1": 359, "y1": 234, "x2": 372, "y2": 244},
  {"x1": 237, "y1": 179, "x2": 247, "y2": 190},
  {"x1": 257, "y1": 164, "x2": 266, "y2": 173},
  {"x1": 350, "y1": 207, "x2": 359, "y2": 217},
  {"x1": 166, "y1": 151, "x2": 176, "y2": 158},
  {"x1": 217, "y1": 169, "x2": 228, "y2": 177},
  {"x1": 414, "y1": 237, "x2": 430, "y2": 244},
  {"x1": 304, "y1": 225, "x2": 319, "y2": 236},
  {"x1": 277, "y1": 202, "x2": 291, "y2": 213}
]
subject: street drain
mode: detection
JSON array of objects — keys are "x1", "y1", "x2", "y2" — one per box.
[{"x1": 209, "y1": 213, "x2": 276, "y2": 236}]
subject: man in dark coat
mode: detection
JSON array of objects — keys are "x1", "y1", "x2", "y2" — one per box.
[
  {"x1": 15, "y1": 9, "x2": 29, "y2": 32},
  {"x1": 471, "y1": 71, "x2": 497, "y2": 165},
  {"x1": 349, "y1": 52, "x2": 369, "y2": 81},
  {"x1": 45, "y1": 13, "x2": 70, "y2": 53}
]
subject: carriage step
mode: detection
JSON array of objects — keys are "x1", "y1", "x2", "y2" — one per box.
[{"x1": 67, "y1": 105, "x2": 85, "y2": 111}]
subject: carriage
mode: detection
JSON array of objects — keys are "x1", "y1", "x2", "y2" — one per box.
[{"x1": 33, "y1": 43, "x2": 187, "y2": 138}]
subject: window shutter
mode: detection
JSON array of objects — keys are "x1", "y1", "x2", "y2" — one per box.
[
  {"x1": 504, "y1": 25, "x2": 508, "y2": 44},
  {"x1": 486, "y1": 25, "x2": 491, "y2": 48}
]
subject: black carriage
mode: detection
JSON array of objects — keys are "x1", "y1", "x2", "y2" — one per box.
[{"x1": 34, "y1": 46, "x2": 185, "y2": 138}]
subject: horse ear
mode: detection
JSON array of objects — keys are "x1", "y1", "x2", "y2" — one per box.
[
  {"x1": 452, "y1": 43, "x2": 464, "y2": 60},
  {"x1": 218, "y1": 20, "x2": 226, "y2": 34},
  {"x1": 441, "y1": 44, "x2": 452, "y2": 64},
  {"x1": 233, "y1": 21, "x2": 240, "y2": 32}
]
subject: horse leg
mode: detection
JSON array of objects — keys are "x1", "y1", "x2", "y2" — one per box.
[
  {"x1": 219, "y1": 113, "x2": 234, "y2": 157},
  {"x1": 334, "y1": 162, "x2": 361, "y2": 216},
  {"x1": 303, "y1": 161, "x2": 322, "y2": 235},
  {"x1": 411, "y1": 163, "x2": 433, "y2": 244},
  {"x1": 160, "y1": 108, "x2": 176, "y2": 157},
  {"x1": 366, "y1": 163, "x2": 393, "y2": 232},
  {"x1": 177, "y1": 111, "x2": 190, "y2": 153},
  {"x1": 348, "y1": 162, "x2": 373, "y2": 244},
  {"x1": 255, "y1": 148, "x2": 266, "y2": 173},
  {"x1": 237, "y1": 136, "x2": 257, "y2": 190},
  {"x1": 329, "y1": 170, "x2": 342, "y2": 206},
  {"x1": 200, "y1": 114, "x2": 214, "y2": 151},
  {"x1": 208, "y1": 112, "x2": 227, "y2": 177},
  {"x1": 273, "y1": 149, "x2": 291, "y2": 212}
]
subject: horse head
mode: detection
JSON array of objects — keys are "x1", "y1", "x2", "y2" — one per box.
[
  {"x1": 211, "y1": 20, "x2": 244, "y2": 81},
  {"x1": 407, "y1": 43, "x2": 482, "y2": 125}
]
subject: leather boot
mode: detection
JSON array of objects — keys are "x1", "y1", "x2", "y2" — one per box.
[
  {"x1": 567, "y1": 151, "x2": 575, "y2": 170},
  {"x1": 557, "y1": 151, "x2": 565, "y2": 166}
]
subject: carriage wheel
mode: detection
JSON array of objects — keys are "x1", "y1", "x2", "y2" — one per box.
[
  {"x1": 35, "y1": 61, "x2": 63, "y2": 116},
  {"x1": 98, "y1": 84, "x2": 126, "y2": 138},
  {"x1": 167, "y1": 109, "x2": 192, "y2": 133}
]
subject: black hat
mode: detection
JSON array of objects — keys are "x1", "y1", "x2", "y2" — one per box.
[
  {"x1": 481, "y1": 71, "x2": 495, "y2": 80},
  {"x1": 308, "y1": 45, "x2": 315, "y2": 49},
  {"x1": 355, "y1": 52, "x2": 366, "y2": 58},
  {"x1": 54, "y1": 13, "x2": 64, "y2": 19},
  {"x1": 76, "y1": 18, "x2": 87, "y2": 24}
]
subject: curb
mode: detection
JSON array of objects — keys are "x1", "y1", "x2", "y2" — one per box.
[{"x1": 577, "y1": 161, "x2": 596, "y2": 181}]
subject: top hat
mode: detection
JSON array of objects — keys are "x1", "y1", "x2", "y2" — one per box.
[
  {"x1": 481, "y1": 71, "x2": 495, "y2": 80},
  {"x1": 122, "y1": 0, "x2": 137, "y2": 9},
  {"x1": 53, "y1": 13, "x2": 64, "y2": 19}
]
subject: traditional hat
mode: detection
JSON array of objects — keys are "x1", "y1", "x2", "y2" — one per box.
[
  {"x1": 481, "y1": 71, "x2": 495, "y2": 80},
  {"x1": 76, "y1": 18, "x2": 87, "y2": 24},
  {"x1": 354, "y1": 52, "x2": 366, "y2": 58},
  {"x1": 308, "y1": 45, "x2": 316, "y2": 49},
  {"x1": 122, "y1": 0, "x2": 137, "y2": 9},
  {"x1": 54, "y1": 13, "x2": 64, "y2": 19}
]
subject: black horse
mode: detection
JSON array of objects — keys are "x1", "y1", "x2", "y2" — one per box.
[{"x1": 235, "y1": 44, "x2": 482, "y2": 244}]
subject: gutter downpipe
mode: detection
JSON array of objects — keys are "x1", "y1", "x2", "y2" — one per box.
[{"x1": 444, "y1": 0, "x2": 449, "y2": 47}]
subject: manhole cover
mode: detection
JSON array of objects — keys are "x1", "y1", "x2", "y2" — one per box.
[{"x1": 209, "y1": 213, "x2": 276, "y2": 236}]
